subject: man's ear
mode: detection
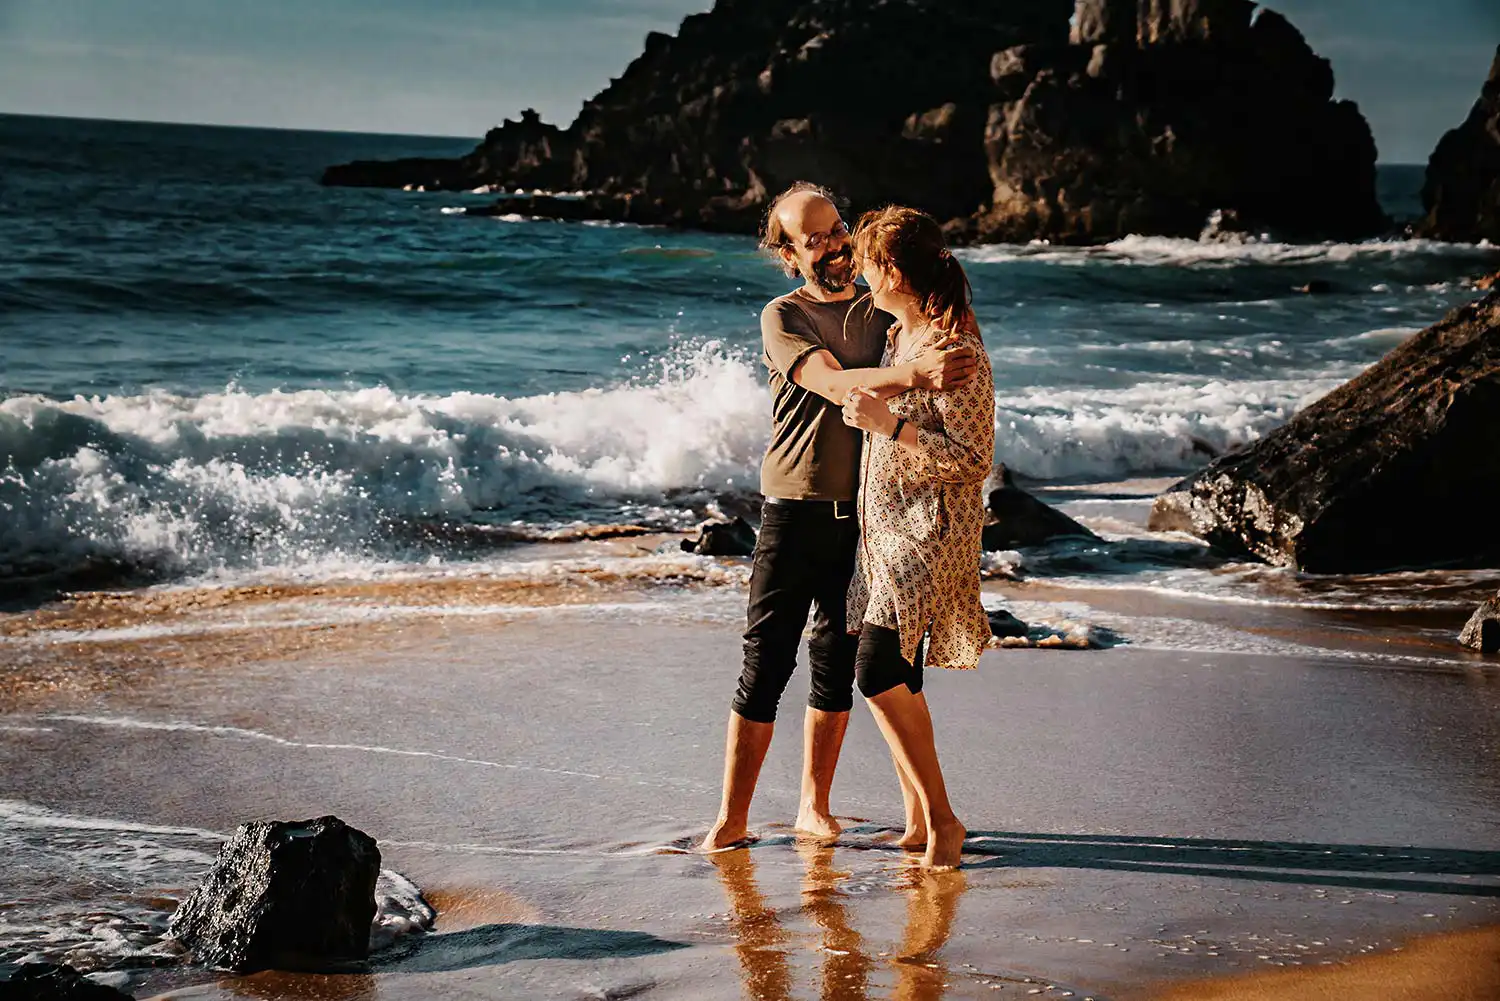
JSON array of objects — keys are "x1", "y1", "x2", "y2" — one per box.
[{"x1": 779, "y1": 246, "x2": 799, "y2": 275}]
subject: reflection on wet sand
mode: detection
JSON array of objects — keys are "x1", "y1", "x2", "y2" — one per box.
[{"x1": 711, "y1": 842, "x2": 966, "y2": 1000}]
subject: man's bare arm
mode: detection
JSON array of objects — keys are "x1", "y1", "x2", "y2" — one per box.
[{"x1": 789, "y1": 339, "x2": 978, "y2": 404}]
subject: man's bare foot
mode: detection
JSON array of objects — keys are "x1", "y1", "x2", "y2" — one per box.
[
  {"x1": 923, "y1": 818, "x2": 966, "y2": 869},
  {"x1": 794, "y1": 806, "x2": 843, "y2": 839},
  {"x1": 701, "y1": 818, "x2": 756, "y2": 852},
  {"x1": 896, "y1": 824, "x2": 928, "y2": 851}
]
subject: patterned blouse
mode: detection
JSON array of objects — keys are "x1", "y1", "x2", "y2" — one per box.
[{"x1": 847, "y1": 319, "x2": 996, "y2": 670}]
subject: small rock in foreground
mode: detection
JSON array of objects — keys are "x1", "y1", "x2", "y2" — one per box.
[
  {"x1": 681, "y1": 517, "x2": 756, "y2": 557},
  {"x1": 0, "y1": 964, "x2": 132, "y2": 1000},
  {"x1": 1459, "y1": 593, "x2": 1500, "y2": 653},
  {"x1": 168, "y1": 816, "x2": 380, "y2": 973}
]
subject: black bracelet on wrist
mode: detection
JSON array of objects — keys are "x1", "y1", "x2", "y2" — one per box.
[{"x1": 889, "y1": 418, "x2": 907, "y2": 440}]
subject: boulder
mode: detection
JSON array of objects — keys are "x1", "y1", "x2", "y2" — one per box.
[
  {"x1": 682, "y1": 517, "x2": 757, "y2": 557},
  {"x1": 321, "y1": 0, "x2": 1380, "y2": 244},
  {"x1": 0, "y1": 964, "x2": 132, "y2": 1000},
  {"x1": 982, "y1": 466, "x2": 1101, "y2": 550},
  {"x1": 168, "y1": 816, "x2": 380, "y2": 973},
  {"x1": 1459, "y1": 592, "x2": 1500, "y2": 654},
  {"x1": 1148, "y1": 290, "x2": 1500, "y2": 573},
  {"x1": 987, "y1": 608, "x2": 1030, "y2": 638},
  {"x1": 1419, "y1": 46, "x2": 1500, "y2": 243}
]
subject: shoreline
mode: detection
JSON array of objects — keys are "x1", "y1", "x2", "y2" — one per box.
[{"x1": 3, "y1": 583, "x2": 1498, "y2": 999}]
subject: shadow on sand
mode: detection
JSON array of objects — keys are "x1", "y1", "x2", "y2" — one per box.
[
  {"x1": 960, "y1": 831, "x2": 1500, "y2": 896},
  {"x1": 371, "y1": 922, "x2": 688, "y2": 974}
]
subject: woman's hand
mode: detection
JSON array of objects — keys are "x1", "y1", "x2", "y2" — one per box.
[{"x1": 842, "y1": 387, "x2": 897, "y2": 436}]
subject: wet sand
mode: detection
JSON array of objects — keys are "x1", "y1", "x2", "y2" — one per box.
[{"x1": 2, "y1": 576, "x2": 1498, "y2": 1000}]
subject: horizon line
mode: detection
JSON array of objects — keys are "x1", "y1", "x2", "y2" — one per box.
[{"x1": 0, "y1": 108, "x2": 1435, "y2": 168}]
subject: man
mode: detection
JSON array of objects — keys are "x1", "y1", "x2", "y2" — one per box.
[{"x1": 702, "y1": 183, "x2": 978, "y2": 850}]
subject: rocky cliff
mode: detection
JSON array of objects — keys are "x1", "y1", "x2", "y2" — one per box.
[
  {"x1": 324, "y1": 0, "x2": 1385, "y2": 244},
  {"x1": 1420, "y1": 45, "x2": 1500, "y2": 244}
]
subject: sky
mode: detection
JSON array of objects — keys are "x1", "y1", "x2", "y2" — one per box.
[{"x1": 1, "y1": 0, "x2": 1496, "y2": 163}]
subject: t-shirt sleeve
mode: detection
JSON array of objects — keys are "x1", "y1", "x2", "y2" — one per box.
[{"x1": 761, "y1": 300, "x2": 825, "y2": 379}]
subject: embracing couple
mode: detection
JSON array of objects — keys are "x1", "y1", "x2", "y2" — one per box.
[{"x1": 701, "y1": 183, "x2": 995, "y2": 869}]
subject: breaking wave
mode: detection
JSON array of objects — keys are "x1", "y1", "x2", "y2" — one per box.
[{"x1": 0, "y1": 345, "x2": 1365, "y2": 585}]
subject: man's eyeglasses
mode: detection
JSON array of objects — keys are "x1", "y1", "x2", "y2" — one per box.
[{"x1": 802, "y1": 219, "x2": 848, "y2": 251}]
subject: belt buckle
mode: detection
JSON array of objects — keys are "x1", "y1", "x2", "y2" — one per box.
[{"x1": 833, "y1": 500, "x2": 852, "y2": 521}]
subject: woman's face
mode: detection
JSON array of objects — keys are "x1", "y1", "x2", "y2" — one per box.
[{"x1": 860, "y1": 254, "x2": 906, "y2": 314}]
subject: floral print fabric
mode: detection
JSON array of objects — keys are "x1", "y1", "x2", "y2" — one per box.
[{"x1": 847, "y1": 320, "x2": 996, "y2": 670}]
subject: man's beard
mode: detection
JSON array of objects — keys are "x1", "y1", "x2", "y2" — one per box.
[{"x1": 807, "y1": 247, "x2": 855, "y2": 292}]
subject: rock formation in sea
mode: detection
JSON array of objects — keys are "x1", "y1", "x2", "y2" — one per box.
[
  {"x1": 1460, "y1": 592, "x2": 1500, "y2": 654},
  {"x1": 1148, "y1": 289, "x2": 1500, "y2": 574},
  {"x1": 1419, "y1": 45, "x2": 1500, "y2": 244},
  {"x1": 322, "y1": 0, "x2": 1384, "y2": 243},
  {"x1": 168, "y1": 816, "x2": 381, "y2": 973}
]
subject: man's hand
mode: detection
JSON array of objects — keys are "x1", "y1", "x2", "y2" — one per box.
[
  {"x1": 841, "y1": 387, "x2": 897, "y2": 436},
  {"x1": 911, "y1": 335, "x2": 977, "y2": 391}
]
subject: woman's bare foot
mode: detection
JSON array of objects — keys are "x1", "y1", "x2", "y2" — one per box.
[
  {"x1": 922, "y1": 818, "x2": 966, "y2": 869},
  {"x1": 701, "y1": 818, "x2": 757, "y2": 852},
  {"x1": 794, "y1": 806, "x2": 843, "y2": 839},
  {"x1": 896, "y1": 823, "x2": 928, "y2": 851}
]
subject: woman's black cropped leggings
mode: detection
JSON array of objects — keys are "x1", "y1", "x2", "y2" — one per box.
[{"x1": 854, "y1": 622, "x2": 924, "y2": 700}]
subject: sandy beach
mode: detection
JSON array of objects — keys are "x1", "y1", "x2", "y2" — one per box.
[{"x1": 2, "y1": 564, "x2": 1497, "y2": 1000}]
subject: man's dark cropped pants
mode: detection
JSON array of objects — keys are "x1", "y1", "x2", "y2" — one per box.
[{"x1": 731, "y1": 499, "x2": 860, "y2": 723}]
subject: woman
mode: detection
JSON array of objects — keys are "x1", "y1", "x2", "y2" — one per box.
[{"x1": 840, "y1": 206, "x2": 995, "y2": 869}]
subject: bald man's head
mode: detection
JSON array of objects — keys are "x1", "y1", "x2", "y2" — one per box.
[{"x1": 759, "y1": 182, "x2": 855, "y2": 291}]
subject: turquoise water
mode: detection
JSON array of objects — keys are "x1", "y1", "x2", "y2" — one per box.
[{"x1": 2, "y1": 113, "x2": 1498, "y2": 588}]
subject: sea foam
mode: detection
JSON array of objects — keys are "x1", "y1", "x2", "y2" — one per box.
[
  {"x1": 960, "y1": 236, "x2": 1498, "y2": 269},
  {"x1": 0, "y1": 344, "x2": 1357, "y2": 583}
]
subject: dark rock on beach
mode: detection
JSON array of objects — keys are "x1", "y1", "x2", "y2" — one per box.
[
  {"x1": 983, "y1": 465, "x2": 1101, "y2": 550},
  {"x1": 682, "y1": 516, "x2": 757, "y2": 557},
  {"x1": 1419, "y1": 45, "x2": 1500, "y2": 244},
  {"x1": 322, "y1": 0, "x2": 1383, "y2": 244},
  {"x1": 1460, "y1": 593, "x2": 1500, "y2": 654},
  {"x1": 987, "y1": 608, "x2": 1030, "y2": 639},
  {"x1": 1148, "y1": 290, "x2": 1500, "y2": 574},
  {"x1": 168, "y1": 816, "x2": 380, "y2": 973},
  {"x1": 0, "y1": 965, "x2": 132, "y2": 1000}
]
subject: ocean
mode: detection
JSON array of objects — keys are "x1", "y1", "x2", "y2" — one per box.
[
  {"x1": 4, "y1": 112, "x2": 1499, "y2": 608},
  {"x1": 3, "y1": 113, "x2": 1500, "y2": 1001}
]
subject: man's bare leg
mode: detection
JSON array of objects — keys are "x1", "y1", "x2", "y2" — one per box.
[
  {"x1": 865, "y1": 686, "x2": 965, "y2": 869},
  {"x1": 702, "y1": 711, "x2": 775, "y2": 851},
  {"x1": 795, "y1": 707, "x2": 849, "y2": 838}
]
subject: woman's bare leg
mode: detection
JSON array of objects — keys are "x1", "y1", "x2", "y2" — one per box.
[
  {"x1": 866, "y1": 686, "x2": 965, "y2": 868},
  {"x1": 893, "y1": 750, "x2": 926, "y2": 849}
]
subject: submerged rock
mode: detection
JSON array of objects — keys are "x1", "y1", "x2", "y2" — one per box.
[
  {"x1": 168, "y1": 816, "x2": 380, "y2": 973},
  {"x1": 321, "y1": 0, "x2": 1381, "y2": 244},
  {"x1": 0, "y1": 964, "x2": 132, "y2": 1000},
  {"x1": 982, "y1": 466, "x2": 1101, "y2": 550},
  {"x1": 682, "y1": 516, "x2": 757, "y2": 557},
  {"x1": 1149, "y1": 290, "x2": 1500, "y2": 573},
  {"x1": 1419, "y1": 46, "x2": 1500, "y2": 243},
  {"x1": 1459, "y1": 593, "x2": 1500, "y2": 654}
]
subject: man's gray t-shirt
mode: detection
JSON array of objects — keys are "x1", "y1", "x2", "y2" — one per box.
[{"x1": 759, "y1": 288, "x2": 892, "y2": 501}]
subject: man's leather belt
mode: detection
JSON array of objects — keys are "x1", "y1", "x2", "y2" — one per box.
[{"x1": 763, "y1": 496, "x2": 855, "y2": 520}]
